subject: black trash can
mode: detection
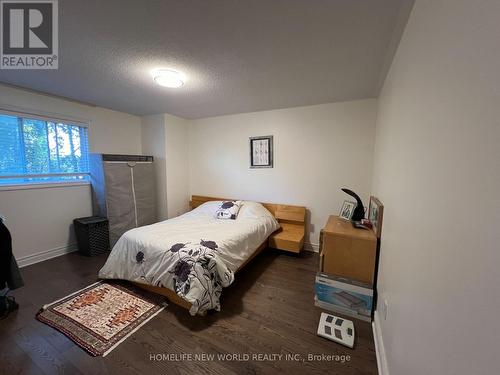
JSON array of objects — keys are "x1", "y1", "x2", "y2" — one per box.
[{"x1": 73, "y1": 216, "x2": 110, "y2": 256}]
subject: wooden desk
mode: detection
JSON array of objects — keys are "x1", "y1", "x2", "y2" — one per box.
[{"x1": 319, "y1": 215, "x2": 377, "y2": 284}]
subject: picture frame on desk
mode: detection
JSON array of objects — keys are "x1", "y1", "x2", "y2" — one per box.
[
  {"x1": 339, "y1": 200, "x2": 356, "y2": 220},
  {"x1": 368, "y1": 196, "x2": 384, "y2": 238}
]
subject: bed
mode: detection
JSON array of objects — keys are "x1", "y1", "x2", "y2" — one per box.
[{"x1": 98, "y1": 196, "x2": 305, "y2": 315}]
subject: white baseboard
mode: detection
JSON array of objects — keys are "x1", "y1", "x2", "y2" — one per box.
[
  {"x1": 372, "y1": 310, "x2": 389, "y2": 375},
  {"x1": 17, "y1": 243, "x2": 78, "y2": 268},
  {"x1": 303, "y1": 242, "x2": 319, "y2": 252}
]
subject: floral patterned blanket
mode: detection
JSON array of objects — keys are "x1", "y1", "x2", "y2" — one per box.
[
  {"x1": 98, "y1": 203, "x2": 279, "y2": 315},
  {"x1": 166, "y1": 240, "x2": 234, "y2": 314},
  {"x1": 100, "y1": 238, "x2": 234, "y2": 315}
]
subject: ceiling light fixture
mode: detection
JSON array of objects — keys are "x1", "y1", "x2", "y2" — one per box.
[{"x1": 152, "y1": 69, "x2": 185, "y2": 88}]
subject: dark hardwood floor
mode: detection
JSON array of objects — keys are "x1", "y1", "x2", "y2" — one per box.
[{"x1": 0, "y1": 249, "x2": 378, "y2": 375}]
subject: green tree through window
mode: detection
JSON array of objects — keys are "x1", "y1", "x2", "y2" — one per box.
[{"x1": 0, "y1": 112, "x2": 89, "y2": 185}]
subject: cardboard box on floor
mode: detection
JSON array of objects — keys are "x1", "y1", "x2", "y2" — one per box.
[{"x1": 314, "y1": 272, "x2": 373, "y2": 322}]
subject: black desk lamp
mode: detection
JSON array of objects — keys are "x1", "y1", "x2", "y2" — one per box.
[{"x1": 341, "y1": 188, "x2": 365, "y2": 221}]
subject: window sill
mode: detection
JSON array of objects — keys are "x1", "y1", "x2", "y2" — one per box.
[{"x1": 0, "y1": 180, "x2": 90, "y2": 192}]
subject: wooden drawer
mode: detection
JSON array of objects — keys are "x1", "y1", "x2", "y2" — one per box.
[
  {"x1": 321, "y1": 235, "x2": 375, "y2": 283},
  {"x1": 269, "y1": 223, "x2": 305, "y2": 253},
  {"x1": 320, "y1": 216, "x2": 376, "y2": 284}
]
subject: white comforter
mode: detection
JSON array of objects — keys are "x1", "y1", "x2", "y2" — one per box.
[{"x1": 98, "y1": 201, "x2": 279, "y2": 314}]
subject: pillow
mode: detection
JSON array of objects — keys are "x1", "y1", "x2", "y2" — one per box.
[
  {"x1": 215, "y1": 201, "x2": 242, "y2": 220},
  {"x1": 238, "y1": 201, "x2": 274, "y2": 219},
  {"x1": 190, "y1": 201, "x2": 223, "y2": 216}
]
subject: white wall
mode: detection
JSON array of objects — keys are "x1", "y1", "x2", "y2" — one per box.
[
  {"x1": 165, "y1": 114, "x2": 190, "y2": 218},
  {"x1": 372, "y1": 1, "x2": 500, "y2": 374},
  {"x1": 188, "y1": 99, "x2": 377, "y2": 248},
  {"x1": 140, "y1": 114, "x2": 190, "y2": 221},
  {"x1": 0, "y1": 185, "x2": 92, "y2": 266},
  {"x1": 0, "y1": 84, "x2": 142, "y2": 264},
  {"x1": 141, "y1": 114, "x2": 168, "y2": 221}
]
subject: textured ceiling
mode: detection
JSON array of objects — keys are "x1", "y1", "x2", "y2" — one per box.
[{"x1": 0, "y1": 0, "x2": 414, "y2": 118}]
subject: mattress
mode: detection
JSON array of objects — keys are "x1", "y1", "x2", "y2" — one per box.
[{"x1": 98, "y1": 200, "x2": 279, "y2": 314}]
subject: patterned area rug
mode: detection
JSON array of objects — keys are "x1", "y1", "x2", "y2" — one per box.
[{"x1": 36, "y1": 281, "x2": 167, "y2": 356}]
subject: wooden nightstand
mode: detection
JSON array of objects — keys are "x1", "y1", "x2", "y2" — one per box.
[
  {"x1": 269, "y1": 222, "x2": 305, "y2": 253},
  {"x1": 319, "y1": 215, "x2": 377, "y2": 284},
  {"x1": 268, "y1": 205, "x2": 306, "y2": 253}
]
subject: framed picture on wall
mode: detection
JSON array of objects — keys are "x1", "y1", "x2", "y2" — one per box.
[
  {"x1": 250, "y1": 135, "x2": 273, "y2": 168},
  {"x1": 368, "y1": 196, "x2": 384, "y2": 238}
]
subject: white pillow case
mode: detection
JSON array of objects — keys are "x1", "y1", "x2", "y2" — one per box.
[
  {"x1": 238, "y1": 201, "x2": 274, "y2": 219},
  {"x1": 191, "y1": 201, "x2": 223, "y2": 216},
  {"x1": 190, "y1": 200, "x2": 275, "y2": 222},
  {"x1": 215, "y1": 201, "x2": 242, "y2": 220}
]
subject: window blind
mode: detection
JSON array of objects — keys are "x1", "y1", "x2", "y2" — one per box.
[{"x1": 0, "y1": 112, "x2": 89, "y2": 185}]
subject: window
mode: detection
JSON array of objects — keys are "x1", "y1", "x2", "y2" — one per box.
[{"x1": 0, "y1": 111, "x2": 89, "y2": 186}]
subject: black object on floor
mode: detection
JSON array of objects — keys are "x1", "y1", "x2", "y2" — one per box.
[
  {"x1": 0, "y1": 218, "x2": 24, "y2": 291},
  {"x1": 73, "y1": 216, "x2": 110, "y2": 256},
  {"x1": 0, "y1": 295, "x2": 19, "y2": 320}
]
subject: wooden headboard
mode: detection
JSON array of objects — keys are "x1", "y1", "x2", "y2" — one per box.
[{"x1": 189, "y1": 195, "x2": 306, "y2": 225}]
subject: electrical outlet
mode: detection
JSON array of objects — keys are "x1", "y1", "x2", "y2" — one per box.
[{"x1": 383, "y1": 299, "x2": 389, "y2": 320}]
